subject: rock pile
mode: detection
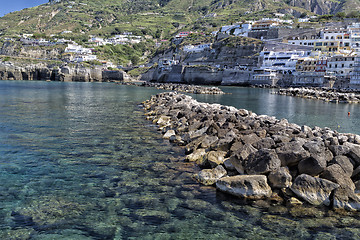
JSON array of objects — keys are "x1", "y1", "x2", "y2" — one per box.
[
  {"x1": 121, "y1": 82, "x2": 226, "y2": 94},
  {"x1": 276, "y1": 88, "x2": 360, "y2": 104},
  {"x1": 142, "y1": 92, "x2": 360, "y2": 211}
]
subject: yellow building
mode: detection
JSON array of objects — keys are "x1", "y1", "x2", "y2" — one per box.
[{"x1": 313, "y1": 41, "x2": 339, "y2": 52}]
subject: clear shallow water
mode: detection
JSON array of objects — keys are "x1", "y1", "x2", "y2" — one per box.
[{"x1": 1, "y1": 81, "x2": 360, "y2": 239}]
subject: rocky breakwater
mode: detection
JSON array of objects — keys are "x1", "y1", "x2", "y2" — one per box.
[
  {"x1": 142, "y1": 92, "x2": 360, "y2": 211},
  {"x1": 122, "y1": 82, "x2": 226, "y2": 94},
  {"x1": 276, "y1": 88, "x2": 360, "y2": 104}
]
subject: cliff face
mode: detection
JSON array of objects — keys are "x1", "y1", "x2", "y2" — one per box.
[
  {"x1": 150, "y1": 37, "x2": 263, "y2": 85},
  {"x1": 181, "y1": 39, "x2": 263, "y2": 68},
  {"x1": 182, "y1": 66, "x2": 223, "y2": 85},
  {"x1": 0, "y1": 41, "x2": 64, "y2": 59},
  {"x1": 0, "y1": 62, "x2": 125, "y2": 82},
  {"x1": 288, "y1": 0, "x2": 345, "y2": 15}
]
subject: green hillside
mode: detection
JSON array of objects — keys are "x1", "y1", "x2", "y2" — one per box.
[{"x1": 0, "y1": 0, "x2": 359, "y2": 39}]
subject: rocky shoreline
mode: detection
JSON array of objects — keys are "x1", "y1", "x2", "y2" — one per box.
[
  {"x1": 120, "y1": 82, "x2": 226, "y2": 94},
  {"x1": 142, "y1": 92, "x2": 360, "y2": 211},
  {"x1": 275, "y1": 87, "x2": 360, "y2": 104}
]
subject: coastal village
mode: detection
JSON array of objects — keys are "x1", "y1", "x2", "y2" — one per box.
[
  {"x1": 154, "y1": 19, "x2": 360, "y2": 89},
  {"x1": 3, "y1": 14, "x2": 360, "y2": 88}
]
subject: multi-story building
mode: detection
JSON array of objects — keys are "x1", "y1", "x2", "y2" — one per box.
[
  {"x1": 65, "y1": 44, "x2": 92, "y2": 54},
  {"x1": 183, "y1": 44, "x2": 211, "y2": 53},
  {"x1": 259, "y1": 50, "x2": 312, "y2": 74},
  {"x1": 296, "y1": 57, "x2": 317, "y2": 72},
  {"x1": 316, "y1": 58, "x2": 327, "y2": 72},
  {"x1": 350, "y1": 57, "x2": 360, "y2": 87},
  {"x1": 326, "y1": 55, "x2": 355, "y2": 77},
  {"x1": 313, "y1": 40, "x2": 339, "y2": 52}
]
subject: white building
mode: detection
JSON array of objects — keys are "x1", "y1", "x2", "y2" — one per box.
[
  {"x1": 106, "y1": 34, "x2": 142, "y2": 45},
  {"x1": 89, "y1": 37, "x2": 106, "y2": 46},
  {"x1": 183, "y1": 44, "x2": 211, "y2": 52},
  {"x1": 326, "y1": 55, "x2": 355, "y2": 77},
  {"x1": 350, "y1": 57, "x2": 360, "y2": 86},
  {"x1": 298, "y1": 18, "x2": 310, "y2": 23},
  {"x1": 259, "y1": 50, "x2": 312, "y2": 73},
  {"x1": 65, "y1": 44, "x2": 92, "y2": 54},
  {"x1": 74, "y1": 55, "x2": 97, "y2": 62},
  {"x1": 220, "y1": 25, "x2": 239, "y2": 33}
]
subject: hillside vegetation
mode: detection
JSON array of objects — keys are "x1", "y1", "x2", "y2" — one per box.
[{"x1": 0, "y1": 0, "x2": 359, "y2": 39}]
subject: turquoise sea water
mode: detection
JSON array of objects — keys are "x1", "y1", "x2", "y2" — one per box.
[{"x1": 1, "y1": 81, "x2": 360, "y2": 239}]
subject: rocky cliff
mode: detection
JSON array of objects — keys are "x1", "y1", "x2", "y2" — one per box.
[
  {"x1": 0, "y1": 62, "x2": 126, "y2": 82},
  {"x1": 0, "y1": 41, "x2": 64, "y2": 60},
  {"x1": 288, "y1": 0, "x2": 357, "y2": 15},
  {"x1": 149, "y1": 36, "x2": 263, "y2": 85}
]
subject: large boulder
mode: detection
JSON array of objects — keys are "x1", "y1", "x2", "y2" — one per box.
[
  {"x1": 215, "y1": 136, "x2": 235, "y2": 151},
  {"x1": 216, "y1": 175, "x2": 272, "y2": 200},
  {"x1": 332, "y1": 187, "x2": 360, "y2": 211},
  {"x1": 244, "y1": 149, "x2": 281, "y2": 175},
  {"x1": 290, "y1": 174, "x2": 339, "y2": 206},
  {"x1": 329, "y1": 144, "x2": 350, "y2": 156},
  {"x1": 200, "y1": 135, "x2": 219, "y2": 149},
  {"x1": 298, "y1": 155, "x2": 327, "y2": 176},
  {"x1": 268, "y1": 167, "x2": 292, "y2": 189},
  {"x1": 185, "y1": 148, "x2": 206, "y2": 163},
  {"x1": 344, "y1": 142, "x2": 360, "y2": 165},
  {"x1": 276, "y1": 141, "x2": 309, "y2": 166},
  {"x1": 252, "y1": 137, "x2": 275, "y2": 150},
  {"x1": 240, "y1": 133, "x2": 261, "y2": 145},
  {"x1": 194, "y1": 165, "x2": 227, "y2": 186},
  {"x1": 206, "y1": 150, "x2": 227, "y2": 168},
  {"x1": 303, "y1": 138, "x2": 325, "y2": 155},
  {"x1": 156, "y1": 115, "x2": 171, "y2": 127},
  {"x1": 331, "y1": 155, "x2": 354, "y2": 177},
  {"x1": 232, "y1": 143, "x2": 257, "y2": 161},
  {"x1": 163, "y1": 130, "x2": 176, "y2": 139},
  {"x1": 320, "y1": 164, "x2": 355, "y2": 191}
]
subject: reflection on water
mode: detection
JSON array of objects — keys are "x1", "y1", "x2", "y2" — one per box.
[{"x1": 1, "y1": 81, "x2": 360, "y2": 239}]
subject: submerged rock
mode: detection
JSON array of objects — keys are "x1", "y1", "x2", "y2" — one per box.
[{"x1": 194, "y1": 165, "x2": 227, "y2": 186}]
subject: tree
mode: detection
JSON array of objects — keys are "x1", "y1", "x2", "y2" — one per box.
[
  {"x1": 130, "y1": 55, "x2": 140, "y2": 65},
  {"x1": 335, "y1": 12, "x2": 346, "y2": 19},
  {"x1": 299, "y1": 12, "x2": 307, "y2": 18}
]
